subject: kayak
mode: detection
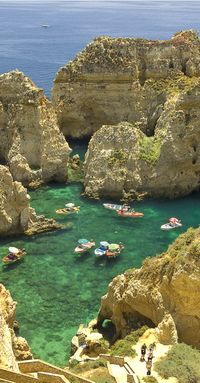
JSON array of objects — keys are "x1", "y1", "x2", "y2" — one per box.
[
  {"x1": 103, "y1": 203, "x2": 124, "y2": 211},
  {"x1": 106, "y1": 243, "x2": 124, "y2": 258},
  {"x1": 117, "y1": 211, "x2": 144, "y2": 217},
  {"x1": 74, "y1": 241, "x2": 95, "y2": 254},
  {"x1": 2, "y1": 250, "x2": 26, "y2": 265},
  {"x1": 161, "y1": 222, "x2": 182, "y2": 230},
  {"x1": 94, "y1": 241, "x2": 109, "y2": 257},
  {"x1": 56, "y1": 206, "x2": 80, "y2": 214},
  {"x1": 95, "y1": 248, "x2": 107, "y2": 257}
]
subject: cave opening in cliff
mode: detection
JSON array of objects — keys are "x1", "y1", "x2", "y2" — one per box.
[
  {"x1": 0, "y1": 155, "x2": 7, "y2": 165},
  {"x1": 97, "y1": 319, "x2": 117, "y2": 344},
  {"x1": 67, "y1": 137, "x2": 90, "y2": 161},
  {"x1": 122, "y1": 311, "x2": 156, "y2": 334}
]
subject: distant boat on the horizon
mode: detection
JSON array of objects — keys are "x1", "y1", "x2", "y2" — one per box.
[{"x1": 41, "y1": 25, "x2": 50, "y2": 28}]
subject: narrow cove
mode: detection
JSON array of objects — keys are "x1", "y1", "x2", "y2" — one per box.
[{"x1": 0, "y1": 172, "x2": 199, "y2": 367}]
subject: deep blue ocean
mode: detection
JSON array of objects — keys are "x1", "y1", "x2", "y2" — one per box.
[
  {"x1": 1, "y1": 0, "x2": 200, "y2": 367},
  {"x1": 1, "y1": 1, "x2": 200, "y2": 96}
]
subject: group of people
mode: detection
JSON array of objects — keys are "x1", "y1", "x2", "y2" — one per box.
[{"x1": 140, "y1": 342, "x2": 156, "y2": 376}]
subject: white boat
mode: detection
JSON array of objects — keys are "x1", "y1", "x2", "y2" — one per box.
[
  {"x1": 41, "y1": 24, "x2": 50, "y2": 28},
  {"x1": 103, "y1": 203, "x2": 124, "y2": 211},
  {"x1": 94, "y1": 241, "x2": 109, "y2": 257},
  {"x1": 74, "y1": 239, "x2": 95, "y2": 254},
  {"x1": 161, "y1": 222, "x2": 182, "y2": 230},
  {"x1": 94, "y1": 248, "x2": 107, "y2": 257}
]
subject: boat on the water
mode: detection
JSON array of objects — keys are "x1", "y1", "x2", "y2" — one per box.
[
  {"x1": 103, "y1": 203, "x2": 124, "y2": 211},
  {"x1": 94, "y1": 241, "x2": 109, "y2": 257},
  {"x1": 75, "y1": 239, "x2": 95, "y2": 254},
  {"x1": 117, "y1": 210, "x2": 144, "y2": 217},
  {"x1": 2, "y1": 247, "x2": 26, "y2": 265},
  {"x1": 106, "y1": 243, "x2": 124, "y2": 258},
  {"x1": 161, "y1": 217, "x2": 182, "y2": 230},
  {"x1": 56, "y1": 203, "x2": 80, "y2": 214}
]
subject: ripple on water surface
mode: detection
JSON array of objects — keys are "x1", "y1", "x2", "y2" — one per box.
[{"x1": 0, "y1": 183, "x2": 200, "y2": 366}]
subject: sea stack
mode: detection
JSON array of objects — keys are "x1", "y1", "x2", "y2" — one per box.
[
  {"x1": 0, "y1": 70, "x2": 70, "y2": 186},
  {"x1": 0, "y1": 165, "x2": 61, "y2": 236},
  {"x1": 52, "y1": 30, "x2": 200, "y2": 199}
]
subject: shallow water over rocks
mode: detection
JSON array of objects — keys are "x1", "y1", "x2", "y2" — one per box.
[{"x1": 0, "y1": 182, "x2": 200, "y2": 366}]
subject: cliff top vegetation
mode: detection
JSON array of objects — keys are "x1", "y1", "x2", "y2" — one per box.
[{"x1": 125, "y1": 227, "x2": 200, "y2": 283}]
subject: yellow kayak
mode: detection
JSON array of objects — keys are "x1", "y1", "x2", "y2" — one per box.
[{"x1": 56, "y1": 206, "x2": 80, "y2": 214}]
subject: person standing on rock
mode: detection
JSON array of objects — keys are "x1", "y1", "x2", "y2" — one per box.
[
  {"x1": 140, "y1": 343, "x2": 147, "y2": 361},
  {"x1": 147, "y1": 349, "x2": 154, "y2": 362},
  {"x1": 146, "y1": 359, "x2": 152, "y2": 375}
]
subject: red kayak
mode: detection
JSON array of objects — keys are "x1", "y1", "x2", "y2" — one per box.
[
  {"x1": 106, "y1": 243, "x2": 124, "y2": 258},
  {"x1": 117, "y1": 210, "x2": 144, "y2": 217}
]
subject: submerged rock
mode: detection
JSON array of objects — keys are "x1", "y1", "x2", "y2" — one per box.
[
  {"x1": 0, "y1": 70, "x2": 70, "y2": 186},
  {"x1": 97, "y1": 227, "x2": 200, "y2": 348},
  {"x1": 0, "y1": 165, "x2": 62, "y2": 236}
]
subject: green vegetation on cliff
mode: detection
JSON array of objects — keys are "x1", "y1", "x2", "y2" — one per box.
[
  {"x1": 110, "y1": 326, "x2": 148, "y2": 357},
  {"x1": 140, "y1": 227, "x2": 200, "y2": 282},
  {"x1": 139, "y1": 136, "x2": 161, "y2": 165},
  {"x1": 155, "y1": 343, "x2": 200, "y2": 383},
  {"x1": 67, "y1": 162, "x2": 84, "y2": 183},
  {"x1": 108, "y1": 149, "x2": 128, "y2": 167}
]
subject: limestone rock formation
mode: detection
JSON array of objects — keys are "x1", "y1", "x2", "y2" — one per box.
[
  {"x1": 0, "y1": 284, "x2": 32, "y2": 371},
  {"x1": 52, "y1": 29, "x2": 200, "y2": 138},
  {"x1": 0, "y1": 70, "x2": 70, "y2": 185},
  {"x1": 84, "y1": 85, "x2": 200, "y2": 199},
  {"x1": 0, "y1": 165, "x2": 61, "y2": 236},
  {"x1": 97, "y1": 227, "x2": 200, "y2": 348}
]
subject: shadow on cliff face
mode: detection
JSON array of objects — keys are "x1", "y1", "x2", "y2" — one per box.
[
  {"x1": 97, "y1": 319, "x2": 117, "y2": 344},
  {"x1": 66, "y1": 137, "x2": 90, "y2": 161},
  {"x1": 97, "y1": 311, "x2": 156, "y2": 345},
  {"x1": 122, "y1": 311, "x2": 156, "y2": 335}
]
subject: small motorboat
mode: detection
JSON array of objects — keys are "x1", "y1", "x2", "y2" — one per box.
[
  {"x1": 75, "y1": 239, "x2": 95, "y2": 254},
  {"x1": 161, "y1": 217, "x2": 182, "y2": 231},
  {"x1": 117, "y1": 210, "x2": 144, "y2": 217},
  {"x1": 94, "y1": 241, "x2": 109, "y2": 257},
  {"x1": 2, "y1": 247, "x2": 26, "y2": 265},
  {"x1": 106, "y1": 243, "x2": 124, "y2": 258},
  {"x1": 56, "y1": 203, "x2": 80, "y2": 214},
  {"x1": 103, "y1": 203, "x2": 124, "y2": 211}
]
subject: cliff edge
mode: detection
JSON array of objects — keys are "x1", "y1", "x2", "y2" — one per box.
[
  {"x1": 97, "y1": 226, "x2": 200, "y2": 348},
  {"x1": 52, "y1": 29, "x2": 200, "y2": 138},
  {"x1": 0, "y1": 284, "x2": 32, "y2": 371}
]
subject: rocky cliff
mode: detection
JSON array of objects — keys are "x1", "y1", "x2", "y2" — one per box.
[
  {"x1": 0, "y1": 70, "x2": 70, "y2": 186},
  {"x1": 52, "y1": 29, "x2": 200, "y2": 138},
  {"x1": 0, "y1": 165, "x2": 61, "y2": 236},
  {"x1": 97, "y1": 227, "x2": 200, "y2": 348},
  {"x1": 0, "y1": 284, "x2": 32, "y2": 371},
  {"x1": 84, "y1": 90, "x2": 200, "y2": 199}
]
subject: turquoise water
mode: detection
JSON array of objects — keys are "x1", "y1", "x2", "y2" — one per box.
[
  {"x1": 0, "y1": 180, "x2": 200, "y2": 366},
  {"x1": 1, "y1": 0, "x2": 200, "y2": 369}
]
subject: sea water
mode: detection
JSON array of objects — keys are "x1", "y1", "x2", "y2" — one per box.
[
  {"x1": 0, "y1": 0, "x2": 200, "y2": 367},
  {"x1": 1, "y1": 182, "x2": 200, "y2": 366},
  {"x1": 0, "y1": 1, "x2": 200, "y2": 96}
]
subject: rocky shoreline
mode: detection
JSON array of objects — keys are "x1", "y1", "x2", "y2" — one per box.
[{"x1": 1, "y1": 29, "x2": 200, "y2": 382}]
